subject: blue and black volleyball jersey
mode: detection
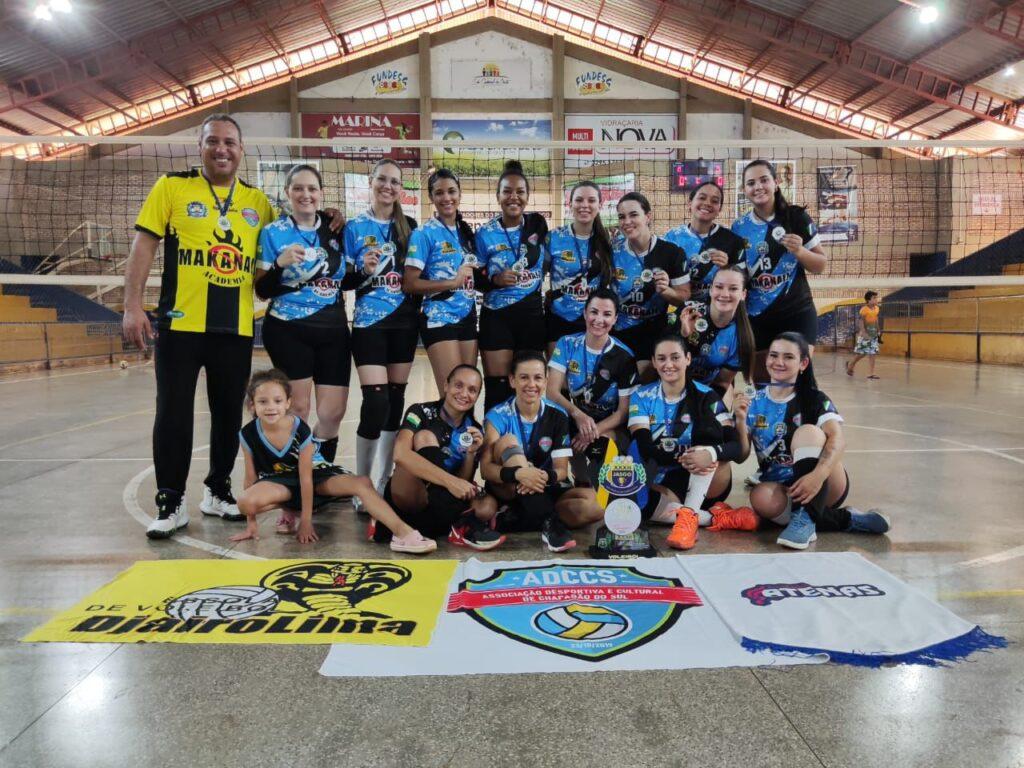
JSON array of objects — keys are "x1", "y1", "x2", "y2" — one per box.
[
  {"x1": 731, "y1": 205, "x2": 821, "y2": 318},
  {"x1": 628, "y1": 380, "x2": 732, "y2": 472},
  {"x1": 682, "y1": 316, "x2": 742, "y2": 386},
  {"x1": 255, "y1": 215, "x2": 349, "y2": 327},
  {"x1": 548, "y1": 333, "x2": 638, "y2": 421},
  {"x1": 662, "y1": 223, "x2": 747, "y2": 313},
  {"x1": 239, "y1": 416, "x2": 327, "y2": 480},
  {"x1": 485, "y1": 397, "x2": 572, "y2": 470},
  {"x1": 406, "y1": 217, "x2": 478, "y2": 328},
  {"x1": 475, "y1": 212, "x2": 548, "y2": 310},
  {"x1": 546, "y1": 225, "x2": 607, "y2": 322},
  {"x1": 399, "y1": 399, "x2": 480, "y2": 473},
  {"x1": 746, "y1": 387, "x2": 842, "y2": 484},
  {"x1": 612, "y1": 236, "x2": 689, "y2": 330},
  {"x1": 344, "y1": 211, "x2": 419, "y2": 328}
]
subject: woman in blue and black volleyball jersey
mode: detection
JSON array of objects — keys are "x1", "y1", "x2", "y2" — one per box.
[
  {"x1": 475, "y1": 160, "x2": 549, "y2": 412},
  {"x1": 255, "y1": 164, "x2": 362, "y2": 465},
  {"x1": 732, "y1": 159, "x2": 826, "y2": 360},
  {"x1": 544, "y1": 180, "x2": 615, "y2": 356},
  {"x1": 343, "y1": 158, "x2": 419, "y2": 504},
  {"x1": 403, "y1": 168, "x2": 482, "y2": 395}
]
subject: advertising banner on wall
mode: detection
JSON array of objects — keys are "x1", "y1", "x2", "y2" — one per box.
[
  {"x1": 971, "y1": 193, "x2": 1002, "y2": 215},
  {"x1": 449, "y1": 59, "x2": 534, "y2": 98},
  {"x1": 565, "y1": 114, "x2": 678, "y2": 169},
  {"x1": 432, "y1": 117, "x2": 552, "y2": 177},
  {"x1": 816, "y1": 166, "x2": 859, "y2": 243},
  {"x1": 562, "y1": 173, "x2": 635, "y2": 226},
  {"x1": 301, "y1": 113, "x2": 420, "y2": 167},
  {"x1": 735, "y1": 159, "x2": 796, "y2": 219}
]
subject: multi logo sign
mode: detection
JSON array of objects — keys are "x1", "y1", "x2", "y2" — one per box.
[{"x1": 446, "y1": 564, "x2": 702, "y2": 660}]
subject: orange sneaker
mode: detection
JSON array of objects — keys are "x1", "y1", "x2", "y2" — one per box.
[
  {"x1": 708, "y1": 504, "x2": 760, "y2": 532},
  {"x1": 666, "y1": 506, "x2": 699, "y2": 550}
]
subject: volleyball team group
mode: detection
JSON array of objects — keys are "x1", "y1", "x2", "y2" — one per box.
[{"x1": 122, "y1": 115, "x2": 889, "y2": 557}]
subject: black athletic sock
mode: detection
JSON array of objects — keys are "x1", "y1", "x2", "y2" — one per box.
[
  {"x1": 425, "y1": 483, "x2": 470, "y2": 536},
  {"x1": 319, "y1": 436, "x2": 338, "y2": 463},
  {"x1": 484, "y1": 376, "x2": 512, "y2": 413},
  {"x1": 517, "y1": 490, "x2": 555, "y2": 529}
]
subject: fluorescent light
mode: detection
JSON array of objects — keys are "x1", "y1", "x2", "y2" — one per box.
[
  {"x1": 34, "y1": 4, "x2": 53, "y2": 20},
  {"x1": 1004, "y1": 66, "x2": 1016, "y2": 77},
  {"x1": 51, "y1": 0, "x2": 72, "y2": 11},
  {"x1": 919, "y1": 5, "x2": 939, "y2": 23}
]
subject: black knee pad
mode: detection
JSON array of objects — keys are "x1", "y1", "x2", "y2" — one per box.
[
  {"x1": 385, "y1": 383, "x2": 407, "y2": 431},
  {"x1": 484, "y1": 376, "x2": 511, "y2": 412},
  {"x1": 357, "y1": 384, "x2": 389, "y2": 440},
  {"x1": 416, "y1": 445, "x2": 447, "y2": 469},
  {"x1": 517, "y1": 490, "x2": 555, "y2": 527},
  {"x1": 660, "y1": 468, "x2": 693, "y2": 502}
]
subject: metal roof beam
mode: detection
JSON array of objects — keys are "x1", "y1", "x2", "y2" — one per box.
[
  {"x1": 0, "y1": 0, "x2": 307, "y2": 118},
  {"x1": 664, "y1": 0, "x2": 1024, "y2": 133}
]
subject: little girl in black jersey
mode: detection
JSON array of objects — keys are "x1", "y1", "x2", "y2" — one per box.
[{"x1": 230, "y1": 369, "x2": 436, "y2": 554}]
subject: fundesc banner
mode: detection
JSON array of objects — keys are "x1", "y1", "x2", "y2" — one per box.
[{"x1": 24, "y1": 559, "x2": 455, "y2": 646}]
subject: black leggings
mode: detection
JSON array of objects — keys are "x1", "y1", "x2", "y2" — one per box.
[{"x1": 153, "y1": 329, "x2": 253, "y2": 493}]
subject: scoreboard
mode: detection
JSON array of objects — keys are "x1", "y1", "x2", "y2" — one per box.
[{"x1": 670, "y1": 160, "x2": 725, "y2": 193}]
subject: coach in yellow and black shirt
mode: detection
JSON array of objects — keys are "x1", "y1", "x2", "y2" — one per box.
[{"x1": 123, "y1": 114, "x2": 275, "y2": 539}]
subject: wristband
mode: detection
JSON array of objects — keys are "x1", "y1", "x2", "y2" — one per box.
[{"x1": 500, "y1": 467, "x2": 519, "y2": 484}]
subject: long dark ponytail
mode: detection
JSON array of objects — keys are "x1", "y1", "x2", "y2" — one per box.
[
  {"x1": 568, "y1": 180, "x2": 613, "y2": 288},
  {"x1": 743, "y1": 159, "x2": 788, "y2": 214},
  {"x1": 774, "y1": 331, "x2": 818, "y2": 427}
]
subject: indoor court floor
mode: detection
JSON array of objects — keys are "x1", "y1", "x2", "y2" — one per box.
[{"x1": 1, "y1": 351, "x2": 1022, "y2": 768}]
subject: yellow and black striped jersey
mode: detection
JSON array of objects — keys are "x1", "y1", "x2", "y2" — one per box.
[{"x1": 135, "y1": 170, "x2": 275, "y2": 335}]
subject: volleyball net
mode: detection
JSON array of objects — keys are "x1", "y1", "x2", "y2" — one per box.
[{"x1": 0, "y1": 135, "x2": 1022, "y2": 367}]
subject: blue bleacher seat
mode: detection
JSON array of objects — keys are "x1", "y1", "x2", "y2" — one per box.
[{"x1": 0, "y1": 259, "x2": 122, "y2": 323}]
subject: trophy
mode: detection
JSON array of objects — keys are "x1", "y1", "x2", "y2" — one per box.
[{"x1": 589, "y1": 454, "x2": 656, "y2": 558}]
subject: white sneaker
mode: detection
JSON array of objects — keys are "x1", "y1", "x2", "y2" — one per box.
[
  {"x1": 200, "y1": 485, "x2": 243, "y2": 521},
  {"x1": 147, "y1": 493, "x2": 189, "y2": 539}
]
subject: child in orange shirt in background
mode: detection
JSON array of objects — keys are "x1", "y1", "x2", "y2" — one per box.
[{"x1": 847, "y1": 291, "x2": 881, "y2": 380}]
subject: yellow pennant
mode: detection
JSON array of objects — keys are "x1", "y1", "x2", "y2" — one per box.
[{"x1": 23, "y1": 558, "x2": 455, "y2": 646}]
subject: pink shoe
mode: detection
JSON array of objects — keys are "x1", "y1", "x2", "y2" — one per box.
[
  {"x1": 389, "y1": 529, "x2": 437, "y2": 555},
  {"x1": 275, "y1": 511, "x2": 296, "y2": 535}
]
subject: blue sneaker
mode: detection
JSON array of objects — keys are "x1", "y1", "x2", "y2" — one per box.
[
  {"x1": 777, "y1": 508, "x2": 817, "y2": 550},
  {"x1": 845, "y1": 507, "x2": 890, "y2": 534}
]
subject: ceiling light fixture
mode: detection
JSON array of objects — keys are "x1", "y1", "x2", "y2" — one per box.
[
  {"x1": 34, "y1": 3, "x2": 53, "y2": 21},
  {"x1": 919, "y1": 5, "x2": 939, "y2": 23},
  {"x1": 51, "y1": 0, "x2": 73, "y2": 12},
  {"x1": 1004, "y1": 66, "x2": 1016, "y2": 77}
]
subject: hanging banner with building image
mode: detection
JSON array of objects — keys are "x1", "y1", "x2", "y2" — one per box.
[{"x1": 817, "y1": 165, "x2": 859, "y2": 243}]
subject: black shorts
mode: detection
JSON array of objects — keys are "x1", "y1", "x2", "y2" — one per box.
[
  {"x1": 751, "y1": 304, "x2": 819, "y2": 350},
  {"x1": 419, "y1": 309, "x2": 478, "y2": 349},
  {"x1": 545, "y1": 312, "x2": 585, "y2": 345},
  {"x1": 351, "y1": 323, "x2": 419, "y2": 367},
  {"x1": 261, "y1": 314, "x2": 351, "y2": 387},
  {"x1": 479, "y1": 297, "x2": 545, "y2": 353},
  {"x1": 613, "y1": 318, "x2": 666, "y2": 360},
  {"x1": 260, "y1": 465, "x2": 350, "y2": 510}
]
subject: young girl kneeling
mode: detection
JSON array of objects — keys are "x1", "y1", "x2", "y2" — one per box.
[{"x1": 231, "y1": 369, "x2": 436, "y2": 554}]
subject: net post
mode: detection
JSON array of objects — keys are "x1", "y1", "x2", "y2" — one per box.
[{"x1": 42, "y1": 322, "x2": 52, "y2": 371}]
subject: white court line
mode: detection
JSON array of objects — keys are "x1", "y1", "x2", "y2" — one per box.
[
  {"x1": 846, "y1": 424, "x2": 1024, "y2": 466},
  {"x1": 852, "y1": 390, "x2": 1024, "y2": 422},
  {"x1": 0, "y1": 361, "x2": 152, "y2": 385},
  {"x1": 845, "y1": 447, "x2": 1024, "y2": 454},
  {"x1": 122, "y1": 444, "x2": 264, "y2": 561},
  {"x1": 0, "y1": 408, "x2": 155, "y2": 452},
  {"x1": 955, "y1": 545, "x2": 1024, "y2": 570}
]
